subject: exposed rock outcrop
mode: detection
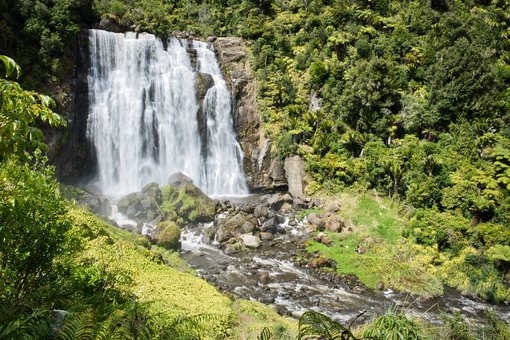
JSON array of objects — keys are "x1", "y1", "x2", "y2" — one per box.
[
  {"x1": 213, "y1": 37, "x2": 286, "y2": 191},
  {"x1": 98, "y1": 14, "x2": 128, "y2": 33},
  {"x1": 284, "y1": 155, "x2": 307, "y2": 199}
]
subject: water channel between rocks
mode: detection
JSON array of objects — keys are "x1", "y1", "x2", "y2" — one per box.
[{"x1": 176, "y1": 195, "x2": 509, "y2": 327}]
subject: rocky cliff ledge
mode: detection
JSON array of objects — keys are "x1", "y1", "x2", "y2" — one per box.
[{"x1": 213, "y1": 37, "x2": 287, "y2": 192}]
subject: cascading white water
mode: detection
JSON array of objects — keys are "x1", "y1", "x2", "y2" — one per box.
[{"x1": 86, "y1": 29, "x2": 248, "y2": 197}]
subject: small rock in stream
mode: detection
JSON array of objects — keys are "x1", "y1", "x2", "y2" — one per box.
[
  {"x1": 259, "y1": 296, "x2": 276, "y2": 304},
  {"x1": 259, "y1": 272, "x2": 270, "y2": 284},
  {"x1": 240, "y1": 234, "x2": 261, "y2": 248}
]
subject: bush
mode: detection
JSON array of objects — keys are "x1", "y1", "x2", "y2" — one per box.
[
  {"x1": 439, "y1": 312, "x2": 474, "y2": 340},
  {"x1": 404, "y1": 209, "x2": 469, "y2": 253},
  {"x1": 0, "y1": 157, "x2": 71, "y2": 304},
  {"x1": 363, "y1": 310, "x2": 422, "y2": 340}
]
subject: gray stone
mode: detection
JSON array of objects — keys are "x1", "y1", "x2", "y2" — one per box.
[
  {"x1": 327, "y1": 201, "x2": 341, "y2": 213},
  {"x1": 316, "y1": 232, "x2": 332, "y2": 246},
  {"x1": 142, "y1": 182, "x2": 162, "y2": 204},
  {"x1": 168, "y1": 172, "x2": 193, "y2": 187},
  {"x1": 254, "y1": 204, "x2": 269, "y2": 218},
  {"x1": 260, "y1": 232, "x2": 274, "y2": 241},
  {"x1": 83, "y1": 184, "x2": 103, "y2": 196},
  {"x1": 292, "y1": 198, "x2": 308, "y2": 210},
  {"x1": 98, "y1": 14, "x2": 127, "y2": 33},
  {"x1": 278, "y1": 202, "x2": 293, "y2": 214},
  {"x1": 260, "y1": 217, "x2": 277, "y2": 233},
  {"x1": 224, "y1": 244, "x2": 238, "y2": 255},
  {"x1": 259, "y1": 272, "x2": 270, "y2": 284},
  {"x1": 240, "y1": 233, "x2": 261, "y2": 248},
  {"x1": 307, "y1": 213, "x2": 324, "y2": 229},
  {"x1": 240, "y1": 221, "x2": 255, "y2": 234},
  {"x1": 216, "y1": 224, "x2": 233, "y2": 243}
]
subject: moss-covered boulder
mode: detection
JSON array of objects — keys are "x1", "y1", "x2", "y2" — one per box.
[
  {"x1": 161, "y1": 182, "x2": 216, "y2": 224},
  {"x1": 152, "y1": 220, "x2": 181, "y2": 250}
]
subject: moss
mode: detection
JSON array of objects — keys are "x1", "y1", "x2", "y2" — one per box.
[
  {"x1": 153, "y1": 220, "x2": 181, "y2": 250},
  {"x1": 161, "y1": 183, "x2": 216, "y2": 223}
]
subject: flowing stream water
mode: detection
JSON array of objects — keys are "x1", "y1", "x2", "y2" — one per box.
[
  {"x1": 87, "y1": 29, "x2": 247, "y2": 197},
  {"x1": 180, "y1": 210, "x2": 510, "y2": 326}
]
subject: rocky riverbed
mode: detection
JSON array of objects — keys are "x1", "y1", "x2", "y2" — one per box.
[{"x1": 66, "y1": 175, "x2": 510, "y2": 326}]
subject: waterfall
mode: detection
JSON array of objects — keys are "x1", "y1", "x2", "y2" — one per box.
[{"x1": 86, "y1": 29, "x2": 248, "y2": 197}]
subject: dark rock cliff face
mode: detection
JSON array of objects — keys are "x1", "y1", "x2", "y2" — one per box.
[
  {"x1": 213, "y1": 37, "x2": 287, "y2": 191},
  {"x1": 47, "y1": 30, "x2": 94, "y2": 184}
]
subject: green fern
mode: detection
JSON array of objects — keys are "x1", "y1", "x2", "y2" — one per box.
[
  {"x1": 298, "y1": 311, "x2": 357, "y2": 340},
  {"x1": 0, "y1": 304, "x2": 52, "y2": 339}
]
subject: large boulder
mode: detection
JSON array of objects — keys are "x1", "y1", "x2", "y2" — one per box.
[
  {"x1": 168, "y1": 172, "x2": 194, "y2": 187},
  {"x1": 321, "y1": 212, "x2": 345, "y2": 233},
  {"x1": 142, "y1": 182, "x2": 163, "y2": 205},
  {"x1": 161, "y1": 181, "x2": 216, "y2": 223},
  {"x1": 98, "y1": 14, "x2": 128, "y2": 33},
  {"x1": 117, "y1": 192, "x2": 159, "y2": 221},
  {"x1": 62, "y1": 185, "x2": 111, "y2": 216},
  {"x1": 151, "y1": 220, "x2": 181, "y2": 251},
  {"x1": 215, "y1": 213, "x2": 255, "y2": 242}
]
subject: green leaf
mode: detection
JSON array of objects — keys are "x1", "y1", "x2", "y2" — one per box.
[{"x1": 0, "y1": 55, "x2": 21, "y2": 79}]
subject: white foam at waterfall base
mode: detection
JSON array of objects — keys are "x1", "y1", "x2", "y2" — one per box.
[{"x1": 86, "y1": 30, "x2": 248, "y2": 198}]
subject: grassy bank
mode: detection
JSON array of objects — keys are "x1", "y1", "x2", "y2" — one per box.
[
  {"x1": 68, "y1": 207, "x2": 297, "y2": 338},
  {"x1": 306, "y1": 192, "x2": 443, "y2": 299}
]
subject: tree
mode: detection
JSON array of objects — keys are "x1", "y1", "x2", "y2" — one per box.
[
  {"x1": 0, "y1": 55, "x2": 65, "y2": 161},
  {"x1": 427, "y1": 38, "x2": 503, "y2": 127},
  {"x1": 0, "y1": 55, "x2": 70, "y2": 304}
]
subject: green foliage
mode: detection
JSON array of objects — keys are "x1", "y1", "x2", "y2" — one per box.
[
  {"x1": 0, "y1": 56, "x2": 65, "y2": 160},
  {"x1": 404, "y1": 209, "x2": 469, "y2": 252},
  {"x1": 439, "y1": 312, "x2": 474, "y2": 340},
  {"x1": 0, "y1": 156, "x2": 71, "y2": 305},
  {"x1": 439, "y1": 247, "x2": 510, "y2": 303},
  {"x1": 298, "y1": 311, "x2": 355, "y2": 340},
  {"x1": 478, "y1": 309, "x2": 510, "y2": 339},
  {"x1": 0, "y1": 304, "x2": 52, "y2": 339},
  {"x1": 363, "y1": 309, "x2": 422, "y2": 340}
]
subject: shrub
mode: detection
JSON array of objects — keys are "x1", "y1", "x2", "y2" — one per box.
[
  {"x1": 363, "y1": 310, "x2": 422, "y2": 340},
  {"x1": 439, "y1": 312, "x2": 474, "y2": 340},
  {"x1": 404, "y1": 209, "x2": 469, "y2": 253}
]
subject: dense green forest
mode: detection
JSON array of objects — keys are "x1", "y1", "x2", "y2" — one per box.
[{"x1": 1, "y1": 0, "x2": 510, "y2": 338}]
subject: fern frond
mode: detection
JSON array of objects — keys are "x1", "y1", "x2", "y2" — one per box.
[
  {"x1": 258, "y1": 327, "x2": 273, "y2": 340},
  {"x1": 298, "y1": 311, "x2": 357, "y2": 340}
]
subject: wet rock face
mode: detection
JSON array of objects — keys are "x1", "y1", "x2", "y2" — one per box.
[
  {"x1": 213, "y1": 38, "x2": 286, "y2": 191},
  {"x1": 117, "y1": 191, "x2": 160, "y2": 222}
]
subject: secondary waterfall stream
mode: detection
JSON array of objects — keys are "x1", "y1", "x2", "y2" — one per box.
[{"x1": 86, "y1": 29, "x2": 247, "y2": 197}]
